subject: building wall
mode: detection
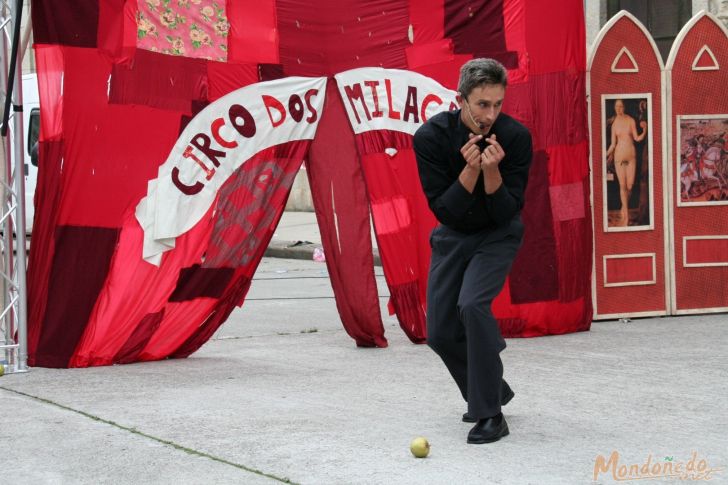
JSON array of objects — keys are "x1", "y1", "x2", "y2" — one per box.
[
  {"x1": 586, "y1": 0, "x2": 728, "y2": 51},
  {"x1": 20, "y1": 0, "x2": 33, "y2": 74}
]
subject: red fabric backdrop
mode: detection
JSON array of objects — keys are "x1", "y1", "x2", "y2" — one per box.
[{"x1": 28, "y1": 0, "x2": 592, "y2": 367}]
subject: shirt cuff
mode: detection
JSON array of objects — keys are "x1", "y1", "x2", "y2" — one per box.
[
  {"x1": 485, "y1": 182, "x2": 509, "y2": 203},
  {"x1": 440, "y1": 180, "x2": 476, "y2": 219}
]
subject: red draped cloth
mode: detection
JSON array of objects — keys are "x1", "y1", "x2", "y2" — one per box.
[{"x1": 27, "y1": 0, "x2": 591, "y2": 367}]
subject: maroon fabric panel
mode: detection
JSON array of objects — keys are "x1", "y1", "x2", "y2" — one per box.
[
  {"x1": 179, "y1": 100, "x2": 210, "y2": 134},
  {"x1": 27, "y1": 140, "x2": 64, "y2": 363},
  {"x1": 509, "y1": 150, "x2": 559, "y2": 303},
  {"x1": 557, "y1": 179, "x2": 593, "y2": 303},
  {"x1": 307, "y1": 80, "x2": 387, "y2": 347},
  {"x1": 33, "y1": 226, "x2": 120, "y2": 368},
  {"x1": 109, "y1": 50, "x2": 208, "y2": 113},
  {"x1": 443, "y1": 0, "x2": 518, "y2": 69},
  {"x1": 170, "y1": 276, "x2": 252, "y2": 359},
  {"x1": 259, "y1": 64, "x2": 285, "y2": 81},
  {"x1": 530, "y1": 71, "x2": 589, "y2": 150},
  {"x1": 113, "y1": 310, "x2": 165, "y2": 365},
  {"x1": 500, "y1": 72, "x2": 589, "y2": 153},
  {"x1": 32, "y1": 0, "x2": 99, "y2": 47},
  {"x1": 169, "y1": 266, "x2": 235, "y2": 302}
]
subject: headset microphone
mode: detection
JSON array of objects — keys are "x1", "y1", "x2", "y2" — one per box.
[
  {"x1": 461, "y1": 98, "x2": 487, "y2": 151},
  {"x1": 464, "y1": 101, "x2": 485, "y2": 131}
]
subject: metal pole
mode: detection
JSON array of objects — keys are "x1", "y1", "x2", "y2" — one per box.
[
  {"x1": 10, "y1": 0, "x2": 26, "y2": 371},
  {"x1": 0, "y1": 0, "x2": 27, "y2": 373},
  {"x1": 0, "y1": 0, "x2": 12, "y2": 374}
]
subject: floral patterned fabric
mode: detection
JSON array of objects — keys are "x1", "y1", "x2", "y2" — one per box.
[{"x1": 136, "y1": 0, "x2": 229, "y2": 61}]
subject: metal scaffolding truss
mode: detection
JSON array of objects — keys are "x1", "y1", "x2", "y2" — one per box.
[{"x1": 0, "y1": 0, "x2": 28, "y2": 374}]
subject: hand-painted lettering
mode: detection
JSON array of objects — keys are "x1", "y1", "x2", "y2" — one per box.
[
  {"x1": 190, "y1": 133, "x2": 226, "y2": 168},
  {"x1": 364, "y1": 80, "x2": 383, "y2": 118},
  {"x1": 420, "y1": 94, "x2": 442, "y2": 122},
  {"x1": 211, "y1": 117, "x2": 238, "y2": 149},
  {"x1": 288, "y1": 94, "x2": 304, "y2": 122},
  {"x1": 403, "y1": 86, "x2": 419, "y2": 123},
  {"x1": 304, "y1": 89, "x2": 319, "y2": 123},
  {"x1": 344, "y1": 83, "x2": 372, "y2": 124},
  {"x1": 262, "y1": 95, "x2": 286, "y2": 127},
  {"x1": 384, "y1": 79, "x2": 401, "y2": 120},
  {"x1": 229, "y1": 104, "x2": 257, "y2": 137},
  {"x1": 183, "y1": 145, "x2": 216, "y2": 180},
  {"x1": 171, "y1": 166, "x2": 204, "y2": 195}
]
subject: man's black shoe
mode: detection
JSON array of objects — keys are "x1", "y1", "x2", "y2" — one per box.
[
  {"x1": 462, "y1": 384, "x2": 515, "y2": 423},
  {"x1": 467, "y1": 413, "x2": 509, "y2": 444}
]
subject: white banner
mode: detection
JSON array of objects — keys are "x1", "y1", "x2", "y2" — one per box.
[
  {"x1": 334, "y1": 68, "x2": 457, "y2": 135},
  {"x1": 136, "y1": 76, "x2": 328, "y2": 265}
]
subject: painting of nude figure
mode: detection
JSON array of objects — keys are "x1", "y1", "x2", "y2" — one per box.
[{"x1": 603, "y1": 95, "x2": 652, "y2": 230}]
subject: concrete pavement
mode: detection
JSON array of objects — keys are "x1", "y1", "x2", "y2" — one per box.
[
  {"x1": 266, "y1": 211, "x2": 381, "y2": 265},
  {"x1": 1, "y1": 256, "x2": 726, "y2": 484}
]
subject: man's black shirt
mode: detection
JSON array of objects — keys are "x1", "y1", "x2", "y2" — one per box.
[{"x1": 414, "y1": 109, "x2": 532, "y2": 233}]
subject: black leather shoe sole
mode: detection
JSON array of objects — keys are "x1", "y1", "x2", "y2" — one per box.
[
  {"x1": 462, "y1": 387, "x2": 515, "y2": 423},
  {"x1": 467, "y1": 422, "x2": 509, "y2": 444}
]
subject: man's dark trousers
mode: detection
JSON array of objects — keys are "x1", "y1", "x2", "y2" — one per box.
[{"x1": 426, "y1": 217, "x2": 523, "y2": 420}]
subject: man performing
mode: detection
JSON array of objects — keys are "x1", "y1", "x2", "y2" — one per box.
[{"x1": 413, "y1": 58, "x2": 532, "y2": 444}]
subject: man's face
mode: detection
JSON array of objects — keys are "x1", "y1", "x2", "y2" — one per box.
[{"x1": 457, "y1": 83, "x2": 505, "y2": 135}]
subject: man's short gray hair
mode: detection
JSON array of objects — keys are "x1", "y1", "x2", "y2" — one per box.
[{"x1": 457, "y1": 58, "x2": 508, "y2": 98}]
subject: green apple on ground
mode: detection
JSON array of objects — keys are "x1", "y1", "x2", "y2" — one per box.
[{"x1": 410, "y1": 437, "x2": 430, "y2": 458}]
